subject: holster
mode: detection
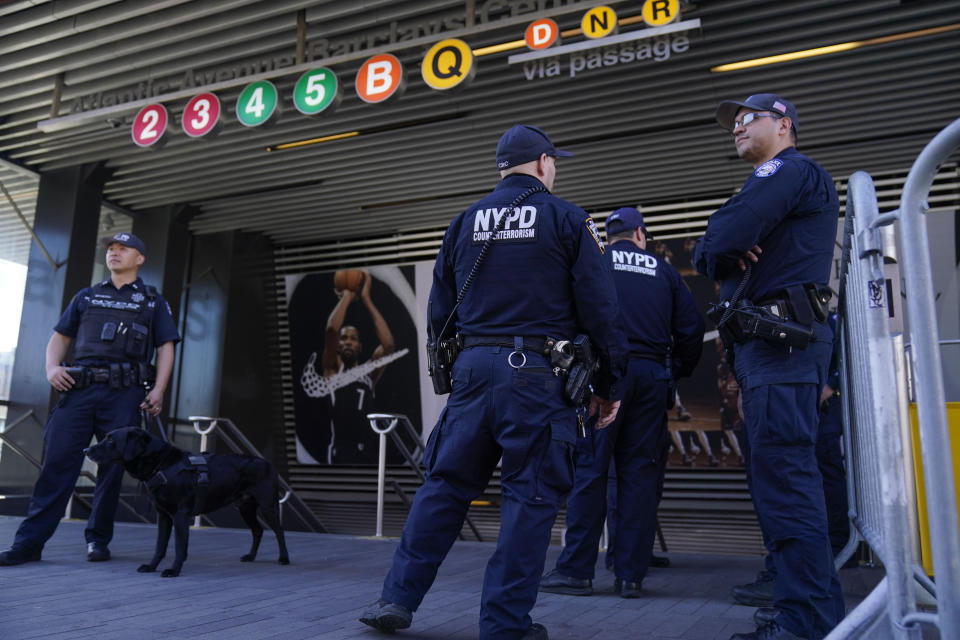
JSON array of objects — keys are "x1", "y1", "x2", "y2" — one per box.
[
  {"x1": 109, "y1": 363, "x2": 122, "y2": 389},
  {"x1": 138, "y1": 363, "x2": 157, "y2": 387},
  {"x1": 562, "y1": 334, "x2": 598, "y2": 407},
  {"x1": 427, "y1": 334, "x2": 461, "y2": 395},
  {"x1": 66, "y1": 366, "x2": 89, "y2": 390}
]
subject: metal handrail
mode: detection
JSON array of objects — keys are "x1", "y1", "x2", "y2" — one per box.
[
  {"x1": 0, "y1": 409, "x2": 151, "y2": 524},
  {"x1": 188, "y1": 416, "x2": 327, "y2": 533},
  {"x1": 367, "y1": 412, "x2": 483, "y2": 541}
]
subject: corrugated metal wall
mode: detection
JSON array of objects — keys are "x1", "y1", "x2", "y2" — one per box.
[{"x1": 267, "y1": 165, "x2": 957, "y2": 552}]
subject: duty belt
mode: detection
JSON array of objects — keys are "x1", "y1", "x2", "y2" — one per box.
[
  {"x1": 461, "y1": 336, "x2": 549, "y2": 353},
  {"x1": 756, "y1": 283, "x2": 831, "y2": 325},
  {"x1": 629, "y1": 352, "x2": 666, "y2": 365},
  {"x1": 755, "y1": 297, "x2": 796, "y2": 322},
  {"x1": 67, "y1": 363, "x2": 155, "y2": 390}
]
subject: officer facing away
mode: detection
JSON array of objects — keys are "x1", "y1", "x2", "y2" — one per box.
[
  {"x1": 0, "y1": 232, "x2": 180, "y2": 566},
  {"x1": 541, "y1": 206, "x2": 704, "y2": 598},
  {"x1": 694, "y1": 94, "x2": 844, "y2": 640},
  {"x1": 360, "y1": 124, "x2": 628, "y2": 640}
]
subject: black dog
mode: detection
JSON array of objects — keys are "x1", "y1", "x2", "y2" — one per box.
[{"x1": 85, "y1": 427, "x2": 290, "y2": 577}]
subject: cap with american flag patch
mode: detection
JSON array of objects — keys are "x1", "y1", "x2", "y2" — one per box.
[{"x1": 714, "y1": 93, "x2": 799, "y2": 133}]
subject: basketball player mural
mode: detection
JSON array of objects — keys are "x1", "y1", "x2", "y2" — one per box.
[{"x1": 300, "y1": 269, "x2": 409, "y2": 464}]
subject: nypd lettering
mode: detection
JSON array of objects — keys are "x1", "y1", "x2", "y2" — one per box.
[
  {"x1": 612, "y1": 250, "x2": 658, "y2": 275},
  {"x1": 472, "y1": 205, "x2": 538, "y2": 243},
  {"x1": 755, "y1": 159, "x2": 783, "y2": 178}
]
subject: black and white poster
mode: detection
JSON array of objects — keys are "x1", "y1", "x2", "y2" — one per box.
[{"x1": 287, "y1": 265, "x2": 424, "y2": 465}]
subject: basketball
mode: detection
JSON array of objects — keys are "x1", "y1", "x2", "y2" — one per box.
[{"x1": 333, "y1": 269, "x2": 365, "y2": 293}]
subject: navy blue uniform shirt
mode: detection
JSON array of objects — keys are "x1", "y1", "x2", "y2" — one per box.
[
  {"x1": 430, "y1": 173, "x2": 628, "y2": 398},
  {"x1": 608, "y1": 240, "x2": 704, "y2": 377},
  {"x1": 55, "y1": 277, "x2": 181, "y2": 366},
  {"x1": 694, "y1": 147, "x2": 839, "y2": 301}
]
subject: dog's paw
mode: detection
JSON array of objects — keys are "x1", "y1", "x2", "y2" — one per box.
[
  {"x1": 240, "y1": 554, "x2": 255, "y2": 562},
  {"x1": 161, "y1": 569, "x2": 180, "y2": 577},
  {"x1": 278, "y1": 557, "x2": 290, "y2": 565},
  {"x1": 137, "y1": 564, "x2": 157, "y2": 573}
]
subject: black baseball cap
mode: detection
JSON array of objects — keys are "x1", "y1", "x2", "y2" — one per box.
[
  {"x1": 496, "y1": 124, "x2": 574, "y2": 170},
  {"x1": 100, "y1": 232, "x2": 146, "y2": 256},
  {"x1": 605, "y1": 207, "x2": 651, "y2": 238},
  {"x1": 715, "y1": 93, "x2": 799, "y2": 132}
]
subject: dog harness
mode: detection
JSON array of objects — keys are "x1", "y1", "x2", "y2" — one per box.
[{"x1": 146, "y1": 454, "x2": 211, "y2": 515}]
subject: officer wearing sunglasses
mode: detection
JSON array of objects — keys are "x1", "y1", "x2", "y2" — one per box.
[{"x1": 694, "y1": 94, "x2": 844, "y2": 640}]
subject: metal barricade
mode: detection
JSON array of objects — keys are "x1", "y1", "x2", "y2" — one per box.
[
  {"x1": 0, "y1": 406, "x2": 151, "y2": 525},
  {"x1": 188, "y1": 416, "x2": 327, "y2": 533},
  {"x1": 367, "y1": 412, "x2": 482, "y2": 541},
  {"x1": 828, "y1": 117, "x2": 960, "y2": 639}
]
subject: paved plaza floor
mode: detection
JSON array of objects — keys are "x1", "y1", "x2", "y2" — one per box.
[{"x1": 0, "y1": 516, "x2": 885, "y2": 640}]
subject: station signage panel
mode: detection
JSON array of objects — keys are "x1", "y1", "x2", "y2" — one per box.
[
  {"x1": 236, "y1": 80, "x2": 279, "y2": 127},
  {"x1": 525, "y1": 19, "x2": 560, "y2": 50},
  {"x1": 131, "y1": 104, "x2": 168, "y2": 148},
  {"x1": 355, "y1": 54, "x2": 405, "y2": 103},
  {"x1": 181, "y1": 92, "x2": 221, "y2": 137},
  {"x1": 642, "y1": 0, "x2": 681, "y2": 26},
  {"x1": 293, "y1": 67, "x2": 341, "y2": 115},
  {"x1": 581, "y1": 6, "x2": 618, "y2": 38},
  {"x1": 421, "y1": 39, "x2": 475, "y2": 91},
  {"x1": 126, "y1": 3, "x2": 700, "y2": 147}
]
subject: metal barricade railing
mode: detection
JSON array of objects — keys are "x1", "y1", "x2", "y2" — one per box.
[
  {"x1": 828, "y1": 117, "x2": 960, "y2": 640},
  {"x1": 367, "y1": 412, "x2": 482, "y2": 541},
  {"x1": 0, "y1": 407, "x2": 151, "y2": 525},
  {"x1": 188, "y1": 416, "x2": 327, "y2": 534}
]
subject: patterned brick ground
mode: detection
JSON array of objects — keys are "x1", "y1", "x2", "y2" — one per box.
[{"x1": 0, "y1": 516, "x2": 887, "y2": 639}]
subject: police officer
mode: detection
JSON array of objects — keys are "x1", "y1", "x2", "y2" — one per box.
[
  {"x1": 540, "y1": 207, "x2": 704, "y2": 599},
  {"x1": 0, "y1": 232, "x2": 180, "y2": 566},
  {"x1": 742, "y1": 311, "x2": 853, "y2": 626},
  {"x1": 694, "y1": 94, "x2": 844, "y2": 640},
  {"x1": 360, "y1": 124, "x2": 627, "y2": 640}
]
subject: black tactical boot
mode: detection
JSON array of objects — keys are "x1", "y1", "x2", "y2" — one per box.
[
  {"x1": 730, "y1": 571, "x2": 775, "y2": 607},
  {"x1": 539, "y1": 569, "x2": 593, "y2": 596}
]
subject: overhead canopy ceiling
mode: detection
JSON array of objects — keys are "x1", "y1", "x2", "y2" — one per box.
[{"x1": 1, "y1": 0, "x2": 958, "y2": 264}]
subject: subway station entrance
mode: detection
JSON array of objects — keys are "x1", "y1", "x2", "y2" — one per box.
[{"x1": 1, "y1": 0, "x2": 958, "y2": 555}]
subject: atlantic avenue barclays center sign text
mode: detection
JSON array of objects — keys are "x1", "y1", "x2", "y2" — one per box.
[{"x1": 110, "y1": 1, "x2": 699, "y2": 148}]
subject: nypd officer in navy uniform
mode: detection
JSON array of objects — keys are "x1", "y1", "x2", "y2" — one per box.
[
  {"x1": 0, "y1": 232, "x2": 180, "y2": 566},
  {"x1": 745, "y1": 310, "x2": 854, "y2": 626},
  {"x1": 694, "y1": 94, "x2": 844, "y2": 640},
  {"x1": 360, "y1": 125, "x2": 628, "y2": 640},
  {"x1": 540, "y1": 206, "x2": 704, "y2": 598}
]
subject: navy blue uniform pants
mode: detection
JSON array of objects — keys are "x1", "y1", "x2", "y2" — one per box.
[
  {"x1": 816, "y1": 396, "x2": 849, "y2": 556},
  {"x1": 555, "y1": 358, "x2": 668, "y2": 583},
  {"x1": 751, "y1": 393, "x2": 851, "y2": 584},
  {"x1": 739, "y1": 380, "x2": 844, "y2": 640},
  {"x1": 13, "y1": 384, "x2": 144, "y2": 551},
  {"x1": 381, "y1": 346, "x2": 576, "y2": 640}
]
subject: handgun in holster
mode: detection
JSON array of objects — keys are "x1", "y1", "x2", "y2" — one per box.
[
  {"x1": 563, "y1": 334, "x2": 599, "y2": 407},
  {"x1": 427, "y1": 334, "x2": 461, "y2": 395},
  {"x1": 65, "y1": 366, "x2": 88, "y2": 390},
  {"x1": 709, "y1": 299, "x2": 813, "y2": 350}
]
